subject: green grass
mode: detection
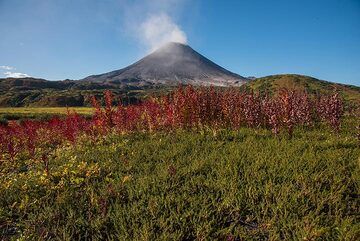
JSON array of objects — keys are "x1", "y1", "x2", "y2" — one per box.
[
  {"x1": 0, "y1": 107, "x2": 94, "y2": 115},
  {"x1": 0, "y1": 107, "x2": 94, "y2": 122},
  {"x1": 1, "y1": 122, "x2": 359, "y2": 240}
]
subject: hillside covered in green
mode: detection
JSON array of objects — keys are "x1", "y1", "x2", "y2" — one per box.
[
  {"x1": 0, "y1": 77, "x2": 172, "y2": 107},
  {"x1": 246, "y1": 74, "x2": 360, "y2": 105}
]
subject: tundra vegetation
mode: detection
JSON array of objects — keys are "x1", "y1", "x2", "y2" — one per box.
[{"x1": 0, "y1": 86, "x2": 359, "y2": 240}]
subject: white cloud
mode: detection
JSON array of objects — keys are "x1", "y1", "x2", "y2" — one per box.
[
  {"x1": 0, "y1": 65, "x2": 14, "y2": 70},
  {"x1": 140, "y1": 13, "x2": 187, "y2": 51},
  {"x1": 4, "y1": 72, "x2": 31, "y2": 78},
  {"x1": 1, "y1": 66, "x2": 31, "y2": 78}
]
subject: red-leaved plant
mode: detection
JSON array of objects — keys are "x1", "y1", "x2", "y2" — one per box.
[{"x1": 0, "y1": 86, "x2": 347, "y2": 160}]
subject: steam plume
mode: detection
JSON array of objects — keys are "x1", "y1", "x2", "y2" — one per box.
[
  {"x1": 140, "y1": 13, "x2": 187, "y2": 51},
  {"x1": 122, "y1": 0, "x2": 188, "y2": 52}
]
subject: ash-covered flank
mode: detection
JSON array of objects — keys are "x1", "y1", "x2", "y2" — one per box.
[{"x1": 82, "y1": 42, "x2": 247, "y2": 87}]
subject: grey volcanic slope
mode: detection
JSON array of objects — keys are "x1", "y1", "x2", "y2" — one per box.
[{"x1": 82, "y1": 42, "x2": 247, "y2": 87}]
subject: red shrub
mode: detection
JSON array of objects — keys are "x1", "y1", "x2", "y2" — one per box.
[
  {"x1": 0, "y1": 87, "x2": 347, "y2": 160},
  {"x1": 317, "y1": 92, "x2": 344, "y2": 133}
]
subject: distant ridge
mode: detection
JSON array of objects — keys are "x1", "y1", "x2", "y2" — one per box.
[
  {"x1": 82, "y1": 42, "x2": 248, "y2": 87},
  {"x1": 0, "y1": 74, "x2": 359, "y2": 107}
]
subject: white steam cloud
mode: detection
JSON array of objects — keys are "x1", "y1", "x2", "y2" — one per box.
[
  {"x1": 140, "y1": 13, "x2": 187, "y2": 51},
  {"x1": 122, "y1": 0, "x2": 189, "y2": 52}
]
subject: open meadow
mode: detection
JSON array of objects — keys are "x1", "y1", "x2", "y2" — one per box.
[
  {"x1": 0, "y1": 87, "x2": 359, "y2": 240},
  {"x1": 0, "y1": 107, "x2": 94, "y2": 123},
  {"x1": 2, "y1": 1, "x2": 360, "y2": 240}
]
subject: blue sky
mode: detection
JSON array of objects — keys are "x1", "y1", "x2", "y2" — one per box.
[{"x1": 0, "y1": 0, "x2": 359, "y2": 86}]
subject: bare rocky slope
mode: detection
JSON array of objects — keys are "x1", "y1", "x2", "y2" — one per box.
[{"x1": 81, "y1": 42, "x2": 248, "y2": 87}]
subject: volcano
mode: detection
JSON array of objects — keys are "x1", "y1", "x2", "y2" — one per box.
[{"x1": 82, "y1": 42, "x2": 247, "y2": 87}]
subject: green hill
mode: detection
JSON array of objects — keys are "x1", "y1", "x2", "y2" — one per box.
[{"x1": 245, "y1": 74, "x2": 360, "y2": 104}]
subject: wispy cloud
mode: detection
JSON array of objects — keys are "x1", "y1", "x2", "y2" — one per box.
[
  {"x1": 4, "y1": 72, "x2": 31, "y2": 78},
  {"x1": 0, "y1": 65, "x2": 14, "y2": 70}
]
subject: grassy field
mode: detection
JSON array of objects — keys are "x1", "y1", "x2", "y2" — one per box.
[
  {"x1": 1, "y1": 121, "x2": 359, "y2": 240},
  {"x1": 0, "y1": 107, "x2": 94, "y2": 122}
]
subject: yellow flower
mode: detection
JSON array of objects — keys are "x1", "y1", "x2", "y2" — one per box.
[{"x1": 122, "y1": 175, "x2": 132, "y2": 183}]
